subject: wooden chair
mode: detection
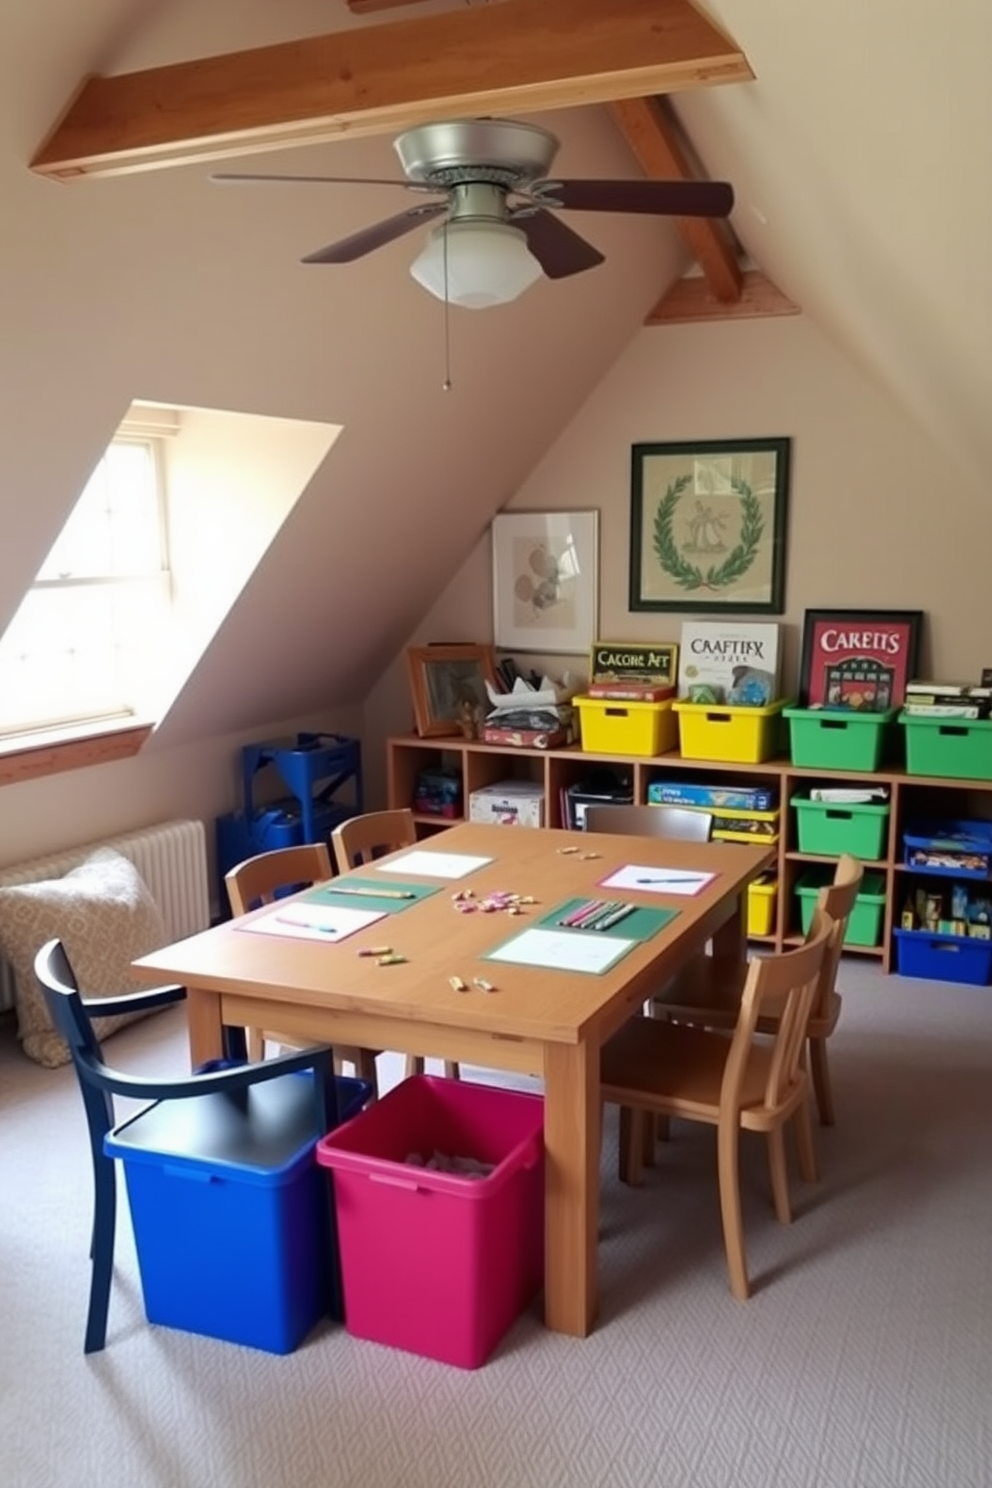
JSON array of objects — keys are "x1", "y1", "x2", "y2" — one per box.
[
  {"x1": 331, "y1": 810, "x2": 460, "y2": 1082},
  {"x1": 582, "y1": 802, "x2": 713, "y2": 841},
  {"x1": 601, "y1": 912, "x2": 833, "y2": 1300},
  {"x1": 656, "y1": 853, "x2": 864, "y2": 1126},
  {"x1": 225, "y1": 842, "x2": 381, "y2": 1094}
]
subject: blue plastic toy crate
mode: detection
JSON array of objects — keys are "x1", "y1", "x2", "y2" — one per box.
[
  {"x1": 902, "y1": 819, "x2": 992, "y2": 878},
  {"x1": 216, "y1": 732, "x2": 364, "y2": 911},
  {"x1": 893, "y1": 929, "x2": 992, "y2": 985},
  {"x1": 105, "y1": 1073, "x2": 371, "y2": 1353}
]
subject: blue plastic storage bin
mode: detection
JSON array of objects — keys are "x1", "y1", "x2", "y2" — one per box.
[
  {"x1": 902, "y1": 820, "x2": 992, "y2": 878},
  {"x1": 893, "y1": 929, "x2": 992, "y2": 986},
  {"x1": 105, "y1": 1073, "x2": 371, "y2": 1353}
]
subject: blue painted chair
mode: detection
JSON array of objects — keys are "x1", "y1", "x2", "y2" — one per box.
[{"x1": 34, "y1": 937, "x2": 341, "y2": 1354}]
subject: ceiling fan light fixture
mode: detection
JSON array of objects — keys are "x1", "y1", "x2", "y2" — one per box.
[{"x1": 409, "y1": 219, "x2": 542, "y2": 309}]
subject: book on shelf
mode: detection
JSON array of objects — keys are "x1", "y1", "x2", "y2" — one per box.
[
  {"x1": 585, "y1": 681, "x2": 675, "y2": 702},
  {"x1": 903, "y1": 702, "x2": 985, "y2": 719},
  {"x1": 809, "y1": 786, "x2": 889, "y2": 804},
  {"x1": 677, "y1": 621, "x2": 781, "y2": 706}
]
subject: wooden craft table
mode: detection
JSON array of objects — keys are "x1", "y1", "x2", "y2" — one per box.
[{"x1": 134, "y1": 821, "x2": 773, "y2": 1338}]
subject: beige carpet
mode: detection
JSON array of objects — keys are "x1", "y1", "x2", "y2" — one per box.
[{"x1": 1, "y1": 960, "x2": 990, "y2": 1488}]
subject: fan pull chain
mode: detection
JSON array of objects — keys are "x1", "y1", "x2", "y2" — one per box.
[{"x1": 442, "y1": 221, "x2": 452, "y2": 391}]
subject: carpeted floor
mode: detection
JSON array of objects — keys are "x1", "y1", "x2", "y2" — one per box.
[{"x1": 1, "y1": 961, "x2": 990, "y2": 1488}]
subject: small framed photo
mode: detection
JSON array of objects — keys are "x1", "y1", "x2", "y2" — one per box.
[
  {"x1": 491, "y1": 509, "x2": 599, "y2": 654},
  {"x1": 630, "y1": 437, "x2": 790, "y2": 614},
  {"x1": 405, "y1": 644, "x2": 498, "y2": 737},
  {"x1": 798, "y1": 609, "x2": 923, "y2": 710}
]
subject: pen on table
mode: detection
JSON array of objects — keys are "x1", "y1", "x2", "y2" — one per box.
[
  {"x1": 575, "y1": 901, "x2": 623, "y2": 931},
  {"x1": 635, "y1": 875, "x2": 706, "y2": 886},
  {"x1": 591, "y1": 903, "x2": 635, "y2": 932},
  {"x1": 329, "y1": 885, "x2": 416, "y2": 900},
  {"x1": 276, "y1": 916, "x2": 337, "y2": 934},
  {"x1": 561, "y1": 899, "x2": 608, "y2": 928}
]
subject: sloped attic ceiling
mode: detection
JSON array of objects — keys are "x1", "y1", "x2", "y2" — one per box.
[{"x1": 4, "y1": 0, "x2": 991, "y2": 756}]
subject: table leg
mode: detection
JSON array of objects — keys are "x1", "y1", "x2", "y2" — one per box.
[
  {"x1": 186, "y1": 987, "x2": 225, "y2": 1069},
  {"x1": 542, "y1": 1039, "x2": 600, "y2": 1337},
  {"x1": 711, "y1": 887, "x2": 747, "y2": 968}
]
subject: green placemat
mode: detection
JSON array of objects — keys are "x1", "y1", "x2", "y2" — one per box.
[
  {"x1": 303, "y1": 879, "x2": 440, "y2": 915},
  {"x1": 540, "y1": 898, "x2": 678, "y2": 940}
]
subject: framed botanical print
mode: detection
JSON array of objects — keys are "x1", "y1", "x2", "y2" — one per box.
[
  {"x1": 491, "y1": 510, "x2": 599, "y2": 654},
  {"x1": 630, "y1": 438, "x2": 790, "y2": 614}
]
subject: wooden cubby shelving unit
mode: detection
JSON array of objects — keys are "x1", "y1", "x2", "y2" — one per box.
[{"x1": 386, "y1": 733, "x2": 992, "y2": 976}]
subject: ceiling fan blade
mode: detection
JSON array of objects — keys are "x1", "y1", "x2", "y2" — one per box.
[
  {"x1": 210, "y1": 171, "x2": 438, "y2": 193},
  {"x1": 302, "y1": 203, "x2": 448, "y2": 264},
  {"x1": 512, "y1": 209, "x2": 605, "y2": 280},
  {"x1": 535, "y1": 178, "x2": 734, "y2": 218}
]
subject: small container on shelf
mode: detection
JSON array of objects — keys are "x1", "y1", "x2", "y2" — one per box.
[
  {"x1": 899, "y1": 712, "x2": 992, "y2": 780},
  {"x1": 747, "y1": 874, "x2": 778, "y2": 936},
  {"x1": 791, "y1": 793, "x2": 890, "y2": 859},
  {"x1": 794, "y1": 868, "x2": 887, "y2": 947},
  {"x1": 782, "y1": 705, "x2": 898, "y2": 771},
  {"x1": 893, "y1": 929, "x2": 992, "y2": 985},
  {"x1": 902, "y1": 820, "x2": 992, "y2": 878},
  {"x1": 672, "y1": 698, "x2": 788, "y2": 764},
  {"x1": 573, "y1": 695, "x2": 678, "y2": 757}
]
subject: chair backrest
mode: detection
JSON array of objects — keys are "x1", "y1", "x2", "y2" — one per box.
[
  {"x1": 330, "y1": 808, "x2": 417, "y2": 872},
  {"x1": 808, "y1": 853, "x2": 864, "y2": 1018},
  {"x1": 721, "y1": 910, "x2": 834, "y2": 1119},
  {"x1": 225, "y1": 842, "x2": 333, "y2": 916},
  {"x1": 35, "y1": 938, "x2": 119, "y2": 1152},
  {"x1": 583, "y1": 802, "x2": 713, "y2": 842}
]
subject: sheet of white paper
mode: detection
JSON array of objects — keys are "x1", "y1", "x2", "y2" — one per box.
[
  {"x1": 600, "y1": 864, "x2": 716, "y2": 897},
  {"x1": 375, "y1": 850, "x2": 492, "y2": 880},
  {"x1": 239, "y1": 903, "x2": 385, "y2": 943},
  {"x1": 487, "y1": 927, "x2": 634, "y2": 974}
]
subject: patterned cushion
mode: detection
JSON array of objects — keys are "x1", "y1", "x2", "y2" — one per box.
[{"x1": 0, "y1": 848, "x2": 168, "y2": 1068}]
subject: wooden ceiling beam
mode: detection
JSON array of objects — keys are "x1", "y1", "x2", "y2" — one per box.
[
  {"x1": 608, "y1": 95, "x2": 741, "y2": 302},
  {"x1": 30, "y1": 0, "x2": 752, "y2": 180}
]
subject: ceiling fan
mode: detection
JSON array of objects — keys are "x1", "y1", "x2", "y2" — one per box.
[{"x1": 212, "y1": 117, "x2": 734, "y2": 309}]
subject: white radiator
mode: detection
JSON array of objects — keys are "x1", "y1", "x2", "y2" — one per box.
[{"x1": 0, "y1": 818, "x2": 210, "y2": 1012}]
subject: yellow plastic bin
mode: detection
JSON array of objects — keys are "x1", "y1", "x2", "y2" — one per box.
[
  {"x1": 747, "y1": 875, "x2": 777, "y2": 936},
  {"x1": 573, "y1": 696, "x2": 678, "y2": 757},
  {"x1": 672, "y1": 698, "x2": 788, "y2": 764}
]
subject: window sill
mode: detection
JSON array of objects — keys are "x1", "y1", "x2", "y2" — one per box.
[{"x1": 0, "y1": 720, "x2": 154, "y2": 787}]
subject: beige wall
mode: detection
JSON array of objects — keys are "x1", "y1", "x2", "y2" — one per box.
[
  {"x1": 3, "y1": 308, "x2": 980, "y2": 869},
  {"x1": 365, "y1": 311, "x2": 983, "y2": 800}
]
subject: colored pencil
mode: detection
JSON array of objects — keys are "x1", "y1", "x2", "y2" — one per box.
[{"x1": 329, "y1": 885, "x2": 416, "y2": 900}]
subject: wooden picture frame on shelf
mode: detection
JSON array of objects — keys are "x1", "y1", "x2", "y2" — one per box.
[{"x1": 405, "y1": 644, "x2": 498, "y2": 738}]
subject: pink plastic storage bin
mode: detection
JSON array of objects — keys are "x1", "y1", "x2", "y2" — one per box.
[{"x1": 316, "y1": 1075, "x2": 544, "y2": 1369}]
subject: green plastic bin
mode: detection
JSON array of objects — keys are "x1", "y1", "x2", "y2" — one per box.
[
  {"x1": 783, "y1": 706, "x2": 897, "y2": 771},
  {"x1": 791, "y1": 794, "x2": 890, "y2": 859},
  {"x1": 899, "y1": 712, "x2": 992, "y2": 781},
  {"x1": 795, "y1": 869, "x2": 886, "y2": 947}
]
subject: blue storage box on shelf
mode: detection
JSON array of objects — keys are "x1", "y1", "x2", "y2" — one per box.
[
  {"x1": 216, "y1": 732, "x2": 363, "y2": 911},
  {"x1": 893, "y1": 929, "x2": 992, "y2": 986},
  {"x1": 647, "y1": 780, "x2": 778, "y2": 812},
  {"x1": 902, "y1": 820, "x2": 992, "y2": 878},
  {"x1": 105, "y1": 1073, "x2": 372, "y2": 1353}
]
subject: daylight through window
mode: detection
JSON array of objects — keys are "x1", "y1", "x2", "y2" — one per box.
[{"x1": 0, "y1": 438, "x2": 170, "y2": 739}]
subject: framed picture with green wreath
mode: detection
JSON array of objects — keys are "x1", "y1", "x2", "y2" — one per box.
[{"x1": 629, "y1": 437, "x2": 791, "y2": 614}]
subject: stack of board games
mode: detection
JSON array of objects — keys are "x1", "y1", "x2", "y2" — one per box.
[
  {"x1": 903, "y1": 681, "x2": 992, "y2": 719},
  {"x1": 585, "y1": 641, "x2": 677, "y2": 702},
  {"x1": 677, "y1": 621, "x2": 781, "y2": 706}
]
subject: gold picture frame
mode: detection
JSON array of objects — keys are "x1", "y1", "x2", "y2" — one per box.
[{"x1": 405, "y1": 644, "x2": 499, "y2": 738}]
